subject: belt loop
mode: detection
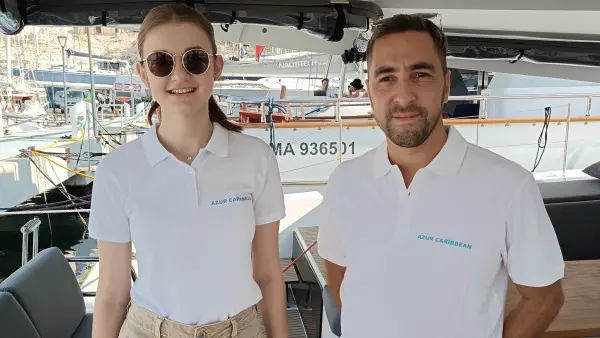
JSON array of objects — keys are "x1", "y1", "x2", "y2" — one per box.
[
  {"x1": 194, "y1": 327, "x2": 204, "y2": 338},
  {"x1": 153, "y1": 317, "x2": 163, "y2": 338},
  {"x1": 231, "y1": 318, "x2": 239, "y2": 338}
]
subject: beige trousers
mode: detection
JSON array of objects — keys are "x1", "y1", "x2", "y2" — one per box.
[{"x1": 118, "y1": 301, "x2": 265, "y2": 338}]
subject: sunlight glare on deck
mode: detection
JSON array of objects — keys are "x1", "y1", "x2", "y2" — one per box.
[{"x1": 279, "y1": 190, "x2": 323, "y2": 234}]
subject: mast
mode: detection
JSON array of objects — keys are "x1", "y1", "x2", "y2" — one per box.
[
  {"x1": 34, "y1": 27, "x2": 40, "y2": 69},
  {"x1": 2, "y1": 35, "x2": 10, "y2": 138},
  {"x1": 6, "y1": 35, "x2": 11, "y2": 86},
  {"x1": 87, "y1": 28, "x2": 98, "y2": 140}
]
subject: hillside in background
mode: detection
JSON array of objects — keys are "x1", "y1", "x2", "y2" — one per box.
[{"x1": 0, "y1": 26, "x2": 295, "y2": 78}]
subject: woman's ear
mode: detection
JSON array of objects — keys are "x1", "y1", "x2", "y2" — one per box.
[
  {"x1": 136, "y1": 62, "x2": 150, "y2": 86},
  {"x1": 213, "y1": 55, "x2": 224, "y2": 80}
]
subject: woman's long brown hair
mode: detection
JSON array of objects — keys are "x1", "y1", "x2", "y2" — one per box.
[{"x1": 138, "y1": 4, "x2": 242, "y2": 132}]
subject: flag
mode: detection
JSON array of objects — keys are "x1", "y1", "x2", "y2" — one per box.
[{"x1": 255, "y1": 45, "x2": 265, "y2": 62}]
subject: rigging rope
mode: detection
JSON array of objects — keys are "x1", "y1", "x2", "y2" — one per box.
[
  {"x1": 267, "y1": 98, "x2": 276, "y2": 153},
  {"x1": 282, "y1": 240, "x2": 317, "y2": 273},
  {"x1": 532, "y1": 106, "x2": 551, "y2": 172}
]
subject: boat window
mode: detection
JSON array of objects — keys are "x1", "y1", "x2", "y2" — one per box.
[{"x1": 67, "y1": 91, "x2": 84, "y2": 99}]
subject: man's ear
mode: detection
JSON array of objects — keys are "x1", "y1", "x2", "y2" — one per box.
[{"x1": 443, "y1": 70, "x2": 451, "y2": 103}]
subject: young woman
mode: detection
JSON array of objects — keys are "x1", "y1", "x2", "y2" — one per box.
[{"x1": 88, "y1": 4, "x2": 288, "y2": 338}]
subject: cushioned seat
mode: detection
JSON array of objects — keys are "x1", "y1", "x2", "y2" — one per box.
[
  {"x1": 539, "y1": 178, "x2": 600, "y2": 261},
  {"x1": 0, "y1": 247, "x2": 92, "y2": 338},
  {"x1": 539, "y1": 179, "x2": 600, "y2": 203},
  {"x1": 0, "y1": 291, "x2": 41, "y2": 338},
  {"x1": 72, "y1": 313, "x2": 93, "y2": 338}
]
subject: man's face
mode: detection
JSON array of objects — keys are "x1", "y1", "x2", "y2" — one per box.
[
  {"x1": 366, "y1": 31, "x2": 450, "y2": 148},
  {"x1": 322, "y1": 79, "x2": 329, "y2": 89}
]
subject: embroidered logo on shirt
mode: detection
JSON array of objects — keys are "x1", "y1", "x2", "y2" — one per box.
[
  {"x1": 211, "y1": 196, "x2": 252, "y2": 206},
  {"x1": 416, "y1": 234, "x2": 473, "y2": 249}
]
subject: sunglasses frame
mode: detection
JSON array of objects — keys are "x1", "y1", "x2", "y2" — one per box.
[{"x1": 140, "y1": 48, "x2": 217, "y2": 78}]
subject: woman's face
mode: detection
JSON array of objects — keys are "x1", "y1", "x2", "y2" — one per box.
[{"x1": 137, "y1": 22, "x2": 223, "y2": 119}]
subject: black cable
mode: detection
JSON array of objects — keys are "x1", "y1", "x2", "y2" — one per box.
[
  {"x1": 0, "y1": 200, "x2": 91, "y2": 212},
  {"x1": 75, "y1": 131, "x2": 85, "y2": 167},
  {"x1": 31, "y1": 150, "x2": 107, "y2": 160},
  {"x1": 0, "y1": 195, "x2": 91, "y2": 211},
  {"x1": 99, "y1": 133, "x2": 118, "y2": 150},
  {"x1": 532, "y1": 106, "x2": 551, "y2": 172},
  {"x1": 84, "y1": 110, "x2": 122, "y2": 145},
  {"x1": 23, "y1": 152, "x2": 87, "y2": 202},
  {"x1": 31, "y1": 200, "x2": 90, "y2": 211}
]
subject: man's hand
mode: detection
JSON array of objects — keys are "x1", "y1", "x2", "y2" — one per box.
[
  {"x1": 324, "y1": 259, "x2": 347, "y2": 310},
  {"x1": 503, "y1": 280, "x2": 564, "y2": 338}
]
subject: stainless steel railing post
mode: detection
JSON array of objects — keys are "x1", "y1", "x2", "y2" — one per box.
[{"x1": 20, "y1": 216, "x2": 42, "y2": 266}]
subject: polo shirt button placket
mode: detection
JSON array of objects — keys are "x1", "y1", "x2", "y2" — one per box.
[{"x1": 402, "y1": 182, "x2": 415, "y2": 242}]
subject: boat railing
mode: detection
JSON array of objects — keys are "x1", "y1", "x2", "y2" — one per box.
[
  {"x1": 20, "y1": 216, "x2": 41, "y2": 266},
  {"x1": 218, "y1": 92, "x2": 600, "y2": 184},
  {"x1": 222, "y1": 92, "x2": 600, "y2": 121}
]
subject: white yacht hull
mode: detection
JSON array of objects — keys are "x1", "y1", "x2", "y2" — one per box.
[{"x1": 243, "y1": 119, "x2": 600, "y2": 183}]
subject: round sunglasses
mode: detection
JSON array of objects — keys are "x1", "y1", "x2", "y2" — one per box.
[{"x1": 141, "y1": 49, "x2": 215, "y2": 77}]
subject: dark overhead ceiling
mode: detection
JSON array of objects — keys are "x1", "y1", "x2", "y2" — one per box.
[
  {"x1": 4, "y1": 1, "x2": 600, "y2": 68},
  {"x1": 447, "y1": 35, "x2": 600, "y2": 68},
  {"x1": 0, "y1": 0, "x2": 383, "y2": 41}
]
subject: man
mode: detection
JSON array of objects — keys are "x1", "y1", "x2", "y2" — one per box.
[
  {"x1": 317, "y1": 14, "x2": 565, "y2": 338},
  {"x1": 322, "y1": 78, "x2": 339, "y2": 98}
]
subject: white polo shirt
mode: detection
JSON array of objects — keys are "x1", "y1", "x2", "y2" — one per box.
[
  {"x1": 317, "y1": 126, "x2": 564, "y2": 338},
  {"x1": 88, "y1": 122, "x2": 286, "y2": 325}
]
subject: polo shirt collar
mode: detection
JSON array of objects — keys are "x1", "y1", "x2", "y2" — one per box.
[
  {"x1": 141, "y1": 122, "x2": 230, "y2": 167},
  {"x1": 372, "y1": 125, "x2": 468, "y2": 178},
  {"x1": 204, "y1": 122, "x2": 229, "y2": 158}
]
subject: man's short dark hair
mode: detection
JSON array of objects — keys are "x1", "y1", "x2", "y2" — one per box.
[
  {"x1": 322, "y1": 78, "x2": 329, "y2": 83},
  {"x1": 366, "y1": 14, "x2": 448, "y2": 73}
]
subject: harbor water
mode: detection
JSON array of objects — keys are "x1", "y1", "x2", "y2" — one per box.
[{"x1": 0, "y1": 186, "x2": 96, "y2": 281}]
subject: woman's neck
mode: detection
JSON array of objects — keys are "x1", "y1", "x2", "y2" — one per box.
[{"x1": 156, "y1": 113, "x2": 213, "y2": 164}]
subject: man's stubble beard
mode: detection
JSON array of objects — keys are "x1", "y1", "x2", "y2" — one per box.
[{"x1": 374, "y1": 92, "x2": 446, "y2": 148}]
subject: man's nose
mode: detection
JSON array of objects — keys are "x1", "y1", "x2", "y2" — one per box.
[{"x1": 391, "y1": 78, "x2": 417, "y2": 105}]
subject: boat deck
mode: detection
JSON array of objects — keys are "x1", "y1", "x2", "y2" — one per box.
[
  {"x1": 0, "y1": 126, "x2": 72, "y2": 161},
  {"x1": 257, "y1": 259, "x2": 306, "y2": 337}
]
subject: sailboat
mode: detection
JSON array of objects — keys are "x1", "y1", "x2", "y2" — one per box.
[{"x1": 1, "y1": 1, "x2": 600, "y2": 338}]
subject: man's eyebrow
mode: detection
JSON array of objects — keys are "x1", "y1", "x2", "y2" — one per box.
[
  {"x1": 373, "y1": 66, "x2": 397, "y2": 78},
  {"x1": 410, "y1": 62, "x2": 436, "y2": 71},
  {"x1": 373, "y1": 62, "x2": 436, "y2": 77}
]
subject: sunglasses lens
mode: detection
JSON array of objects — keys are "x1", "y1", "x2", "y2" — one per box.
[
  {"x1": 183, "y1": 49, "x2": 210, "y2": 75},
  {"x1": 147, "y1": 52, "x2": 174, "y2": 77}
]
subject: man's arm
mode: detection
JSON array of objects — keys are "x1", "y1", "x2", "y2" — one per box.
[
  {"x1": 502, "y1": 173, "x2": 565, "y2": 337},
  {"x1": 317, "y1": 171, "x2": 347, "y2": 310},
  {"x1": 324, "y1": 260, "x2": 347, "y2": 310},
  {"x1": 503, "y1": 280, "x2": 564, "y2": 338}
]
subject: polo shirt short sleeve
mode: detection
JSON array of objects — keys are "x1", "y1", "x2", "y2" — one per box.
[
  {"x1": 253, "y1": 149, "x2": 286, "y2": 226},
  {"x1": 503, "y1": 173, "x2": 565, "y2": 286},
  {"x1": 317, "y1": 171, "x2": 347, "y2": 267},
  {"x1": 88, "y1": 155, "x2": 130, "y2": 243}
]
